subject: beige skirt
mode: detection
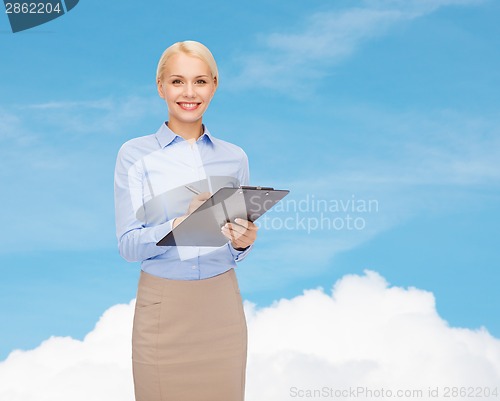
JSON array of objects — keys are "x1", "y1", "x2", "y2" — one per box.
[{"x1": 132, "y1": 268, "x2": 247, "y2": 401}]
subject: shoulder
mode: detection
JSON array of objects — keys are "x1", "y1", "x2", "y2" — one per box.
[
  {"x1": 116, "y1": 133, "x2": 159, "y2": 164},
  {"x1": 210, "y1": 136, "x2": 248, "y2": 162},
  {"x1": 118, "y1": 133, "x2": 158, "y2": 156},
  {"x1": 115, "y1": 133, "x2": 161, "y2": 176}
]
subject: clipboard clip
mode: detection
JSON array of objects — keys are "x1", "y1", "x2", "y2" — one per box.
[{"x1": 239, "y1": 185, "x2": 274, "y2": 190}]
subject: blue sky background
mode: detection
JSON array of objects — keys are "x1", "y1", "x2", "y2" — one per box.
[{"x1": 1, "y1": 0, "x2": 499, "y2": 360}]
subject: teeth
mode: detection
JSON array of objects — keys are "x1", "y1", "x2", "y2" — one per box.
[{"x1": 179, "y1": 103, "x2": 198, "y2": 108}]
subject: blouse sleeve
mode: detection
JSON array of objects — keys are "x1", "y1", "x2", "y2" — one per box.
[
  {"x1": 227, "y1": 149, "x2": 253, "y2": 262},
  {"x1": 114, "y1": 144, "x2": 175, "y2": 262}
]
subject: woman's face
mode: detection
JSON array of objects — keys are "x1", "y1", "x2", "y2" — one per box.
[{"x1": 157, "y1": 53, "x2": 216, "y2": 127}]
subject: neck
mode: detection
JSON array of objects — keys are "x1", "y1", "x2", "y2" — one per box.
[{"x1": 167, "y1": 120, "x2": 203, "y2": 142}]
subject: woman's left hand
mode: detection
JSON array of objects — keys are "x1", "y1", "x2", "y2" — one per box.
[{"x1": 221, "y1": 218, "x2": 258, "y2": 250}]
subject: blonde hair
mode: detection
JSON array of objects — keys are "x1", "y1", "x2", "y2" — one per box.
[{"x1": 156, "y1": 41, "x2": 219, "y2": 87}]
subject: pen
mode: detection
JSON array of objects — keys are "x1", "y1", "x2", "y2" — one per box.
[{"x1": 185, "y1": 185, "x2": 201, "y2": 195}]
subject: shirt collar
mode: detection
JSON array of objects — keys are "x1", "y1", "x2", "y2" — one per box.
[{"x1": 155, "y1": 122, "x2": 214, "y2": 148}]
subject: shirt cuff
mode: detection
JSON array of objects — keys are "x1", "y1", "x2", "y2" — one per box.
[
  {"x1": 228, "y1": 242, "x2": 253, "y2": 262},
  {"x1": 152, "y1": 219, "x2": 175, "y2": 244}
]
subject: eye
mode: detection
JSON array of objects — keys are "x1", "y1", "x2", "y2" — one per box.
[
  {"x1": 196, "y1": 79, "x2": 207, "y2": 84},
  {"x1": 172, "y1": 79, "x2": 183, "y2": 84}
]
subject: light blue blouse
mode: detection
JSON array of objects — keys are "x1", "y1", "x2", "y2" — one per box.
[{"x1": 114, "y1": 122, "x2": 252, "y2": 280}]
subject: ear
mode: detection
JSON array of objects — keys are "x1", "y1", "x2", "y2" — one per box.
[
  {"x1": 157, "y1": 79, "x2": 165, "y2": 99},
  {"x1": 211, "y1": 77, "x2": 218, "y2": 99}
]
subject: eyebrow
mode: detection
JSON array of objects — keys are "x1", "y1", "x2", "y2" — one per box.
[{"x1": 169, "y1": 74, "x2": 210, "y2": 78}]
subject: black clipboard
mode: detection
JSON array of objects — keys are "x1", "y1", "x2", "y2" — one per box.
[{"x1": 156, "y1": 186, "x2": 290, "y2": 247}]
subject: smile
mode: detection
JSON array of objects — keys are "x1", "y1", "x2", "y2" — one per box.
[{"x1": 177, "y1": 102, "x2": 201, "y2": 110}]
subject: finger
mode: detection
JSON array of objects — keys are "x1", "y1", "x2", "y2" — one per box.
[
  {"x1": 224, "y1": 223, "x2": 246, "y2": 236},
  {"x1": 226, "y1": 222, "x2": 259, "y2": 237},
  {"x1": 232, "y1": 218, "x2": 258, "y2": 231},
  {"x1": 221, "y1": 224, "x2": 244, "y2": 241},
  {"x1": 195, "y1": 191, "x2": 212, "y2": 201},
  {"x1": 221, "y1": 227, "x2": 242, "y2": 243},
  {"x1": 225, "y1": 224, "x2": 257, "y2": 245},
  {"x1": 227, "y1": 225, "x2": 257, "y2": 246},
  {"x1": 226, "y1": 231, "x2": 248, "y2": 247}
]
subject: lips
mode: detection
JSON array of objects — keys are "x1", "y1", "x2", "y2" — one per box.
[{"x1": 177, "y1": 102, "x2": 201, "y2": 111}]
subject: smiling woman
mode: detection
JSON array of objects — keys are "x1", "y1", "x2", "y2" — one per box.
[{"x1": 114, "y1": 41, "x2": 257, "y2": 401}]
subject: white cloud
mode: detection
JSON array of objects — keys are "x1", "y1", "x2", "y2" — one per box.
[
  {"x1": 1, "y1": 271, "x2": 499, "y2": 401},
  {"x1": 24, "y1": 99, "x2": 116, "y2": 110},
  {"x1": 0, "y1": 94, "x2": 166, "y2": 253},
  {"x1": 245, "y1": 271, "x2": 500, "y2": 400},
  {"x1": 1, "y1": 95, "x2": 163, "y2": 147},
  {"x1": 0, "y1": 107, "x2": 37, "y2": 146},
  {"x1": 226, "y1": 0, "x2": 483, "y2": 94},
  {"x1": 293, "y1": 107, "x2": 500, "y2": 190},
  {"x1": 0, "y1": 302, "x2": 135, "y2": 401},
  {"x1": 364, "y1": 0, "x2": 484, "y2": 15},
  {"x1": 18, "y1": 94, "x2": 164, "y2": 135}
]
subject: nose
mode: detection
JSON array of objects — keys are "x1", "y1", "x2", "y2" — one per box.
[{"x1": 183, "y1": 83, "x2": 196, "y2": 98}]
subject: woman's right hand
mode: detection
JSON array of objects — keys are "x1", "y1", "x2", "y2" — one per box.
[
  {"x1": 187, "y1": 192, "x2": 211, "y2": 214},
  {"x1": 173, "y1": 192, "x2": 211, "y2": 228}
]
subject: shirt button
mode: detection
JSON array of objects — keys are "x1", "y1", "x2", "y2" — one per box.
[{"x1": 191, "y1": 265, "x2": 196, "y2": 270}]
